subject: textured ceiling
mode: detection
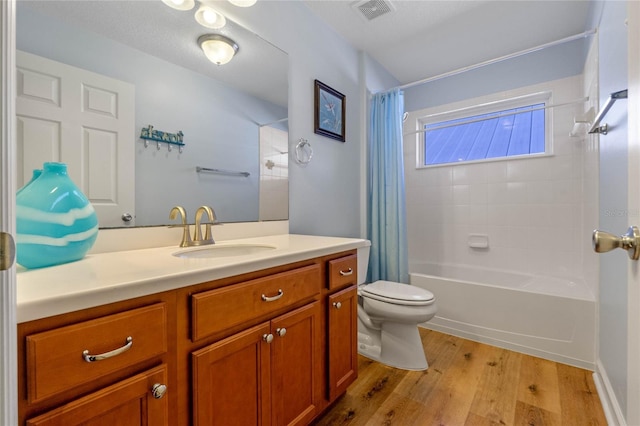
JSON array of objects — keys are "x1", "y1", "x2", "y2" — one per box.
[{"x1": 303, "y1": 0, "x2": 596, "y2": 85}]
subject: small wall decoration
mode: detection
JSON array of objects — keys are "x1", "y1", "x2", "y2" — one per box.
[
  {"x1": 140, "y1": 125, "x2": 185, "y2": 152},
  {"x1": 314, "y1": 80, "x2": 345, "y2": 142}
]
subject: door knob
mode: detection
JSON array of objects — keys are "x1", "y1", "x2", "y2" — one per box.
[
  {"x1": 593, "y1": 226, "x2": 640, "y2": 260},
  {"x1": 0, "y1": 232, "x2": 15, "y2": 271}
]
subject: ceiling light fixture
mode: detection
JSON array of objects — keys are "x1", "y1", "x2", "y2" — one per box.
[
  {"x1": 161, "y1": 0, "x2": 195, "y2": 11},
  {"x1": 194, "y1": 5, "x2": 226, "y2": 29},
  {"x1": 228, "y1": 0, "x2": 257, "y2": 7},
  {"x1": 198, "y1": 34, "x2": 239, "y2": 65}
]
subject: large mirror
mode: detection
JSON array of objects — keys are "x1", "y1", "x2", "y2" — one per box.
[{"x1": 16, "y1": 0, "x2": 288, "y2": 228}]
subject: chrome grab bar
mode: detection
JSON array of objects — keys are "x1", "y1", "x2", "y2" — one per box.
[
  {"x1": 196, "y1": 166, "x2": 250, "y2": 177},
  {"x1": 589, "y1": 89, "x2": 628, "y2": 135}
]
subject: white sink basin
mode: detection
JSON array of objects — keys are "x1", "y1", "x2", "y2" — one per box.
[{"x1": 172, "y1": 244, "x2": 277, "y2": 259}]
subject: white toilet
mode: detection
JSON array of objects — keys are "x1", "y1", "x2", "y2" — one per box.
[{"x1": 356, "y1": 245, "x2": 437, "y2": 371}]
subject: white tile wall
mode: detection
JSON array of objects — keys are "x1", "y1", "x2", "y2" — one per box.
[
  {"x1": 580, "y1": 37, "x2": 600, "y2": 297},
  {"x1": 405, "y1": 74, "x2": 593, "y2": 282},
  {"x1": 259, "y1": 126, "x2": 289, "y2": 221}
]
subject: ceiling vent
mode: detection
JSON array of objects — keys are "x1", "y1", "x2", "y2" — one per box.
[{"x1": 352, "y1": 0, "x2": 395, "y2": 22}]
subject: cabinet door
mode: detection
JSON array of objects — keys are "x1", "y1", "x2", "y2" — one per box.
[
  {"x1": 271, "y1": 302, "x2": 321, "y2": 426},
  {"x1": 328, "y1": 285, "x2": 358, "y2": 401},
  {"x1": 192, "y1": 322, "x2": 272, "y2": 426},
  {"x1": 26, "y1": 364, "x2": 168, "y2": 426}
]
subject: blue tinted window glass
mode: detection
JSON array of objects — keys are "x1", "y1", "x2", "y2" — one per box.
[{"x1": 424, "y1": 103, "x2": 545, "y2": 166}]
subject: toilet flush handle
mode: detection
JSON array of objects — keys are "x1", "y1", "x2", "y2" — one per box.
[{"x1": 593, "y1": 226, "x2": 640, "y2": 260}]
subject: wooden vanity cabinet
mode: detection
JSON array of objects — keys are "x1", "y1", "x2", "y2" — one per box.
[
  {"x1": 25, "y1": 364, "x2": 169, "y2": 426},
  {"x1": 325, "y1": 254, "x2": 359, "y2": 401},
  {"x1": 188, "y1": 263, "x2": 323, "y2": 426},
  {"x1": 192, "y1": 302, "x2": 322, "y2": 426},
  {"x1": 17, "y1": 293, "x2": 177, "y2": 426},
  {"x1": 18, "y1": 249, "x2": 360, "y2": 426}
]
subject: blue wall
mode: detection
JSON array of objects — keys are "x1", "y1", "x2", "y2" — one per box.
[{"x1": 404, "y1": 38, "x2": 589, "y2": 112}]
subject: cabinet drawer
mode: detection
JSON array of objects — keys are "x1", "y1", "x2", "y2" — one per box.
[
  {"x1": 26, "y1": 303, "x2": 167, "y2": 404},
  {"x1": 192, "y1": 264, "x2": 321, "y2": 341},
  {"x1": 26, "y1": 364, "x2": 169, "y2": 426},
  {"x1": 328, "y1": 254, "x2": 357, "y2": 290}
]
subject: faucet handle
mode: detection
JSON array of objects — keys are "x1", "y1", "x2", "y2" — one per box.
[
  {"x1": 169, "y1": 206, "x2": 193, "y2": 247},
  {"x1": 194, "y1": 206, "x2": 216, "y2": 245}
]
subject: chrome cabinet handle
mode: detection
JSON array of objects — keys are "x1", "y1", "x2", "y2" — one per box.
[
  {"x1": 333, "y1": 302, "x2": 342, "y2": 309},
  {"x1": 151, "y1": 383, "x2": 167, "y2": 399},
  {"x1": 339, "y1": 268, "x2": 353, "y2": 276},
  {"x1": 593, "y1": 226, "x2": 640, "y2": 260},
  {"x1": 276, "y1": 327, "x2": 287, "y2": 337},
  {"x1": 261, "y1": 289, "x2": 283, "y2": 302},
  {"x1": 82, "y1": 336, "x2": 133, "y2": 362},
  {"x1": 263, "y1": 333, "x2": 274, "y2": 343}
]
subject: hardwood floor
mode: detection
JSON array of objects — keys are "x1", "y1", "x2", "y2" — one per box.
[{"x1": 314, "y1": 328, "x2": 607, "y2": 426}]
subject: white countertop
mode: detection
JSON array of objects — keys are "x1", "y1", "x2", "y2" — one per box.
[{"x1": 17, "y1": 234, "x2": 369, "y2": 323}]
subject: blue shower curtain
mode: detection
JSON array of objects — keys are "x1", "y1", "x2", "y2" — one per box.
[{"x1": 367, "y1": 89, "x2": 408, "y2": 284}]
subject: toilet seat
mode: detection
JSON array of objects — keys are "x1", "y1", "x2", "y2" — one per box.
[{"x1": 360, "y1": 281, "x2": 435, "y2": 306}]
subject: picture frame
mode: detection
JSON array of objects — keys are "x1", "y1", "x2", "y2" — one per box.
[{"x1": 314, "y1": 79, "x2": 345, "y2": 142}]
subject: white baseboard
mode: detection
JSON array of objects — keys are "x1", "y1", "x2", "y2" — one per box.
[{"x1": 593, "y1": 358, "x2": 626, "y2": 425}]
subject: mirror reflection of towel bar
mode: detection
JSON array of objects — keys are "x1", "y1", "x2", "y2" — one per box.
[
  {"x1": 196, "y1": 167, "x2": 250, "y2": 177},
  {"x1": 589, "y1": 89, "x2": 628, "y2": 135}
]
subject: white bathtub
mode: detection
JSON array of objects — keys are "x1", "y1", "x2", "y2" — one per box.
[{"x1": 409, "y1": 262, "x2": 596, "y2": 369}]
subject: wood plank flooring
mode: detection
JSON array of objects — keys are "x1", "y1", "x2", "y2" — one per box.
[{"x1": 313, "y1": 328, "x2": 607, "y2": 426}]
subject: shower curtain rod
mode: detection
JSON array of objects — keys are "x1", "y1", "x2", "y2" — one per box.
[
  {"x1": 374, "y1": 28, "x2": 597, "y2": 94},
  {"x1": 402, "y1": 96, "x2": 589, "y2": 137}
]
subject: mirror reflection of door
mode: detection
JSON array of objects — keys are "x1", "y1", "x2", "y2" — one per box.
[{"x1": 16, "y1": 51, "x2": 135, "y2": 228}]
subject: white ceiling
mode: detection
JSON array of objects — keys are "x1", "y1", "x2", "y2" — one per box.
[
  {"x1": 19, "y1": 0, "x2": 596, "y2": 103},
  {"x1": 303, "y1": 0, "x2": 596, "y2": 85},
  {"x1": 18, "y1": 0, "x2": 289, "y2": 107}
]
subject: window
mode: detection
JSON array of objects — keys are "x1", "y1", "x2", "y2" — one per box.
[{"x1": 418, "y1": 93, "x2": 550, "y2": 167}]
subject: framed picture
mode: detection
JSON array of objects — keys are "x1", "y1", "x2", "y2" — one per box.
[{"x1": 314, "y1": 80, "x2": 345, "y2": 142}]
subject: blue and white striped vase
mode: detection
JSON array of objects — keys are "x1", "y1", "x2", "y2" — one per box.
[
  {"x1": 16, "y1": 168, "x2": 42, "y2": 196},
  {"x1": 16, "y1": 162, "x2": 98, "y2": 269}
]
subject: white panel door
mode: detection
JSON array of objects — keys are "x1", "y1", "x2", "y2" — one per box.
[
  {"x1": 0, "y1": 1, "x2": 17, "y2": 424},
  {"x1": 626, "y1": 2, "x2": 640, "y2": 423},
  {"x1": 15, "y1": 50, "x2": 135, "y2": 227}
]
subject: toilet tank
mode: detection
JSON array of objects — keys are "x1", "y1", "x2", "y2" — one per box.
[{"x1": 356, "y1": 242, "x2": 371, "y2": 285}]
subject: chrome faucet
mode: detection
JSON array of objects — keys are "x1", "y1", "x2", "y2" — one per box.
[
  {"x1": 169, "y1": 206, "x2": 193, "y2": 247},
  {"x1": 194, "y1": 206, "x2": 216, "y2": 246}
]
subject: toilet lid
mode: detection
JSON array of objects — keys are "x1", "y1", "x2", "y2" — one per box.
[{"x1": 361, "y1": 281, "x2": 435, "y2": 305}]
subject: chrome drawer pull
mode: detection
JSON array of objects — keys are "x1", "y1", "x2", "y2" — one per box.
[
  {"x1": 82, "y1": 336, "x2": 133, "y2": 362},
  {"x1": 333, "y1": 302, "x2": 342, "y2": 309},
  {"x1": 261, "y1": 289, "x2": 283, "y2": 302},
  {"x1": 276, "y1": 327, "x2": 287, "y2": 337},
  {"x1": 263, "y1": 333, "x2": 274, "y2": 343},
  {"x1": 339, "y1": 268, "x2": 353, "y2": 276}
]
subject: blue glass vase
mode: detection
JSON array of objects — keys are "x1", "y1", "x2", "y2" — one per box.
[
  {"x1": 16, "y1": 162, "x2": 98, "y2": 269},
  {"x1": 16, "y1": 168, "x2": 42, "y2": 196}
]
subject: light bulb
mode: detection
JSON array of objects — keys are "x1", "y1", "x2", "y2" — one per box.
[
  {"x1": 198, "y1": 35, "x2": 239, "y2": 65},
  {"x1": 195, "y1": 5, "x2": 226, "y2": 29},
  {"x1": 228, "y1": 0, "x2": 257, "y2": 7},
  {"x1": 162, "y1": 0, "x2": 195, "y2": 11}
]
